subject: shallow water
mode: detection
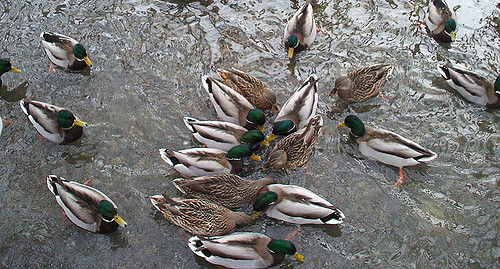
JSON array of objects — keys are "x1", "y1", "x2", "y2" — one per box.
[{"x1": 0, "y1": 0, "x2": 499, "y2": 268}]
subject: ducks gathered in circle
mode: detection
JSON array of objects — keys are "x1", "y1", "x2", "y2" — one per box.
[{"x1": 0, "y1": 0, "x2": 497, "y2": 268}]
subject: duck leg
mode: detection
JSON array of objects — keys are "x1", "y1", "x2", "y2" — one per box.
[
  {"x1": 394, "y1": 167, "x2": 405, "y2": 187},
  {"x1": 48, "y1": 62, "x2": 56, "y2": 74},
  {"x1": 1, "y1": 118, "x2": 12, "y2": 127},
  {"x1": 284, "y1": 225, "x2": 302, "y2": 240}
]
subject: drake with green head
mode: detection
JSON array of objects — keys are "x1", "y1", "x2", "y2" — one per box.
[
  {"x1": 217, "y1": 68, "x2": 279, "y2": 112},
  {"x1": 338, "y1": 115, "x2": 437, "y2": 186},
  {"x1": 252, "y1": 184, "x2": 345, "y2": 225},
  {"x1": 46, "y1": 175, "x2": 127, "y2": 234},
  {"x1": 20, "y1": 99, "x2": 86, "y2": 144},
  {"x1": 0, "y1": 58, "x2": 21, "y2": 87},
  {"x1": 173, "y1": 174, "x2": 276, "y2": 208},
  {"x1": 267, "y1": 115, "x2": 323, "y2": 170},
  {"x1": 330, "y1": 64, "x2": 394, "y2": 103},
  {"x1": 40, "y1": 32, "x2": 92, "y2": 70},
  {"x1": 202, "y1": 76, "x2": 266, "y2": 130},
  {"x1": 283, "y1": 0, "x2": 317, "y2": 58},
  {"x1": 159, "y1": 144, "x2": 261, "y2": 178},
  {"x1": 183, "y1": 116, "x2": 268, "y2": 152},
  {"x1": 150, "y1": 195, "x2": 253, "y2": 236},
  {"x1": 437, "y1": 64, "x2": 499, "y2": 109},
  {"x1": 425, "y1": 0, "x2": 457, "y2": 43},
  {"x1": 189, "y1": 232, "x2": 303, "y2": 268},
  {"x1": 267, "y1": 74, "x2": 319, "y2": 141}
]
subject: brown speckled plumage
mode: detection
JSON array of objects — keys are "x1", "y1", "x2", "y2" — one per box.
[
  {"x1": 173, "y1": 174, "x2": 276, "y2": 208},
  {"x1": 267, "y1": 115, "x2": 323, "y2": 170},
  {"x1": 331, "y1": 64, "x2": 393, "y2": 103},
  {"x1": 150, "y1": 195, "x2": 253, "y2": 236},
  {"x1": 217, "y1": 68, "x2": 278, "y2": 111}
]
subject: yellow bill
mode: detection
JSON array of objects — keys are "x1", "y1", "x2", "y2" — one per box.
[
  {"x1": 258, "y1": 125, "x2": 264, "y2": 132},
  {"x1": 73, "y1": 119, "x2": 87, "y2": 127},
  {"x1": 337, "y1": 122, "x2": 346, "y2": 127},
  {"x1": 293, "y1": 252, "x2": 304, "y2": 261},
  {"x1": 114, "y1": 214, "x2": 127, "y2": 227},
  {"x1": 250, "y1": 154, "x2": 261, "y2": 161},
  {"x1": 288, "y1": 47, "x2": 294, "y2": 58},
  {"x1": 83, "y1": 56, "x2": 92, "y2": 66},
  {"x1": 266, "y1": 133, "x2": 277, "y2": 142},
  {"x1": 10, "y1": 67, "x2": 21, "y2": 73},
  {"x1": 449, "y1": 31, "x2": 456, "y2": 41},
  {"x1": 251, "y1": 211, "x2": 261, "y2": 218},
  {"x1": 261, "y1": 140, "x2": 270, "y2": 147}
]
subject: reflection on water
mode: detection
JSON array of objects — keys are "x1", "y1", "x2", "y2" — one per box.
[{"x1": 0, "y1": 0, "x2": 498, "y2": 268}]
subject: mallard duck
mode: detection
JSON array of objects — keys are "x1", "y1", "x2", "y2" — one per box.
[
  {"x1": 150, "y1": 195, "x2": 253, "y2": 236},
  {"x1": 338, "y1": 115, "x2": 438, "y2": 186},
  {"x1": 20, "y1": 99, "x2": 86, "y2": 144},
  {"x1": 437, "y1": 64, "x2": 500, "y2": 109},
  {"x1": 40, "y1": 32, "x2": 92, "y2": 70},
  {"x1": 159, "y1": 145, "x2": 261, "y2": 177},
  {"x1": 283, "y1": 0, "x2": 317, "y2": 58},
  {"x1": 252, "y1": 184, "x2": 345, "y2": 225},
  {"x1": 267, "y1": 74, "x2": 319, "y2": 141},
  {"x1": 183, "y1": 117, "x2": 269, "y2": 152},
  {"x1": 0, "y1": 58, "x2": 21, "y2": 87},
  {"x1": 267, "y1": 115, "x2": 323, "y2": 170},
  {"x1": 188, "y1": 232, "x2": 303, "y2": 268},
  {"x1": 330, "y1": 64, "x2": 394, "y2": 102},
  {"x1": 172, "y1": 174, "x2": 276, "y2": 208},
  {"x1": 217, "y1": 68, "x2": 279, "y2": 112},
  {"x1": 46, "y1": 175, "x2": 127, "y2": 234},
  {"x1": 202, "y1": 76, "x2": 266, "y2": 130},
  {"x1": 0, "y1": 116, "x2": 12, "y2": 137},
  {"x1": 425, "y1": 0, "x2": 457, "y2": 42}
]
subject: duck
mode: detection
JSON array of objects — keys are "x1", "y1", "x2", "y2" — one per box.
[
  {"x1": 267, "y1": 115, "x2": 323, "y2": 170},
  {"x1": 20, "y1": 99, "x2": 86, "y2": 144},
  {"x1": 172, "y1": 174, "x2": 276, "y2": 208},
  {"x1": 0, "y1": 58, "x2": 21, "y2": 87},
  {"x1": 252, "y1": 184, "x2": 345, "y2": 225},
  {"x1": 330, "y1": 64, "x2": 394, "y2": 103},
  {"x1": 46, "y1": 175, "x2": 127, "y2": 234},
  {"x1": 338, "y1": 115, "x2": 438, "y2": 186},
  {"x1": 425, "y1": 0, "x2": 457, "y2": 43},
  {"x1": 159, "y1": 145, "x2": 261, "y2": 178},
  {"x1": 183, "y1": 117, "x2": 269, "y2": 152},
  {"x1": 437, "y1": 64, "x2": 499, "y2": 109},
  {"x1": 267, "y1": 74, "x2": 319, "y2": 141},
  {"x1": 283, "y1": 0, "x2": 316, "y2": 58},
  {"x1": 188, "y1": 232, "x2": 303, "y2": 268},
  {"x1": 40, "y1": 32, "x2": 92, "y2": 71},
  {"x1": 202, "y1": 76, "x2": 266, "y2": 130},
  {"x1": 0, "y1": 116, "x2": 12, "y2": 137},
  {"x1": 150, "y1": 194, "x2": 253, "y2": 236},
  {"x1": 217, "y1": 68, "x2": 279, "y2": 112}
]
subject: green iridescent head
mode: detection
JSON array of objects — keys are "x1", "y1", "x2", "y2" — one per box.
[
  {"x1": 240, "y1": 130, "x2": 265, "y2": 144},
  {"x1": 494, "y1": 75, "x2": 500, "y2": 91},
  {"x1": 0, "y1": 58, "x2": 21, "y2": 75},
  {"x1": 273, "y1": 120, "x2": 296, "y2": 136},
  {"x1": 339, "y1": 115, "x2": 365, "y2": 137},
  {"x1": 444, "y1": 19, "x2": 457, "y2": 34},
  {"x1": 287, "y1": 34, "x2": 299, "y2": 49},
  {"x1": 268, "y1": 239, "x2": 297, "y2": 255},
  {"x1": 98, "y1": 200, "x2": 117, "y2": 221},
  {"x1": 73, "y1": 44, "x2": 88, "y2": 60},
  {"x1": 253, "y1": 191, "x2": 278, "y2": 212},
  {"x1": 226, "y1": 144, "x2": 261, "y2": 161},
  {"x1": 246, "y1": 109, "x2": 266, "y2": 129},
  {"x1": 57, "y1": 110, "x2": 77, "y2": 129}
]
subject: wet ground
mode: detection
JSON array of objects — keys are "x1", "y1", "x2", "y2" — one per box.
[{"x1": 0, "y1": 0, "x2": 498, "y2": 268}]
